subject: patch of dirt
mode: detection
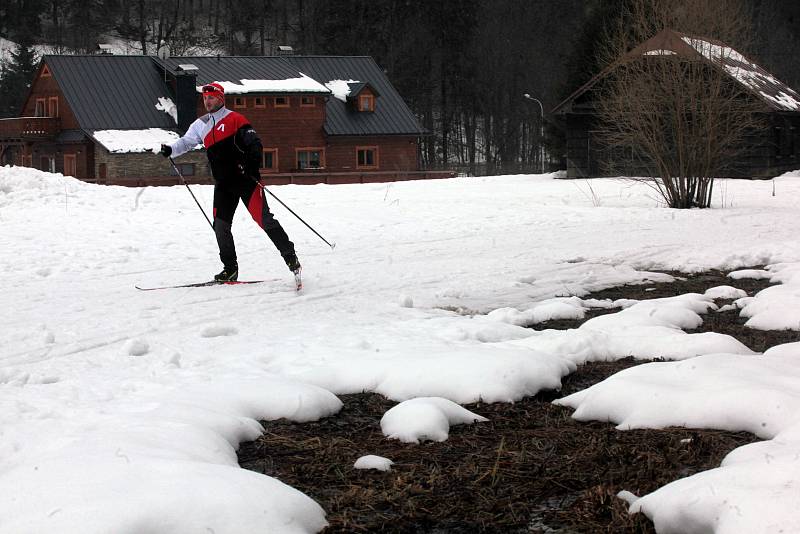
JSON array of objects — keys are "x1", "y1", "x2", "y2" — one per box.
[{"x1": 239, "y1": 268, "x2": 793, "y2": 532}]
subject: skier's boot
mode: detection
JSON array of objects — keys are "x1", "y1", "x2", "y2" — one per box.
[
  {"x1": 284, "y1": 253, "x2": 302, "y2": 290},
  {"x1": 284, "y1": 253, "x2": 301, "y2": 274},
  {"x1": 214, "y1": 264, "x2": 238, "y2": 282}
]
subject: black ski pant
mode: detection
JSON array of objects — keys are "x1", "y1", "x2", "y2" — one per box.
[{"x1": 212, "y1": 177, "x2": 295, "y2": 269}]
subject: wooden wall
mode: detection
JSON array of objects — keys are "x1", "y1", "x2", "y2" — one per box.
[{"x1": 564, "y1": 111, "x2": 800, "y2": 179}]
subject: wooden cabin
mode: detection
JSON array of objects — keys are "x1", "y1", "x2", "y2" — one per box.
[
  {"x1": 0, "y1": 54, "x2": 453, "y2": 185},
  {"x1": 552, "y1": 29, "x2": 800, "y2": 179}
]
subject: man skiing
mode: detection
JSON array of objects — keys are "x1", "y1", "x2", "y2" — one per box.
[{"x1": 160, "y1": 82, "x2": 301, "y2": 283}]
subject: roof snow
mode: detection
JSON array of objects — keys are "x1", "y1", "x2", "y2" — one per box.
[
  {"x1": 682, "y1": 36, "x2": 800, "y2": 111},
  {"x1": 201, "y1": 73, "x2": 329, "y2": 94},
  {"x1": 92, "y1": 128, "x2": 180, "y2": 153},
  {"x1": 325, "y1": 79, "x2": 360, "y2": 102},
  {"x1": 155, "y1": 97, "x2": 177, "y2": 124}
]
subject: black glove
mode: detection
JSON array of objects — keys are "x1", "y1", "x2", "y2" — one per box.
[{"x1": 159, "y1": 144, "x2": 172, "y2": 157}]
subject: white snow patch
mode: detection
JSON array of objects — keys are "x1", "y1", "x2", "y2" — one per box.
[
  {"x1": 325, "y1": 79, "x2": 359, "y2": 102},
  {"x1": 728, "y1": 268, "x2": 772, "y2": 280},
  {"x1": 704, "y1": 285, "x2": 747, "y2": 300},
  {"x1": 354, "y1": 455, "x2": 393, "y2": 471},
  {"x1": 155, "y1": 97, "x2": 178, "y2": 123},
  {"x1": 203, "y1": 74, "x2": 329, "y2": 95},
  {"x1": 381, "y1": 397, "x2": 488, "y2": 443},
  {"x1": 93, "y1": 128, "x2": 180, "y2": 153}
]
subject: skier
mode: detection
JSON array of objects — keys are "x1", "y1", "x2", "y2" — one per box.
[{"x1": 160, "y1": 82, "x2": 301, "y2": 283}]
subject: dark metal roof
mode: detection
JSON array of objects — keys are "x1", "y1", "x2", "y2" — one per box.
[
  {"x1": 286, "y1": 56, "x2": 424, "y2": 136},
  {"x1": 44, "y1": 55, "x2": 177, "y2": 129},
  {"x1": 157, "y1": 56, "x2": 328, "y2": 91},
  {"x1": 553, "y1": 29, "x2": 800, "y2": 114},
  {"x1": 55, "y1": 129, "x2": 88, "y2": 143}
]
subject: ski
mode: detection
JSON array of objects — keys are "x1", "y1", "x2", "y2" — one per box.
[{"x1": 135, "y1": 280, "x2": 266, "y2": 291}]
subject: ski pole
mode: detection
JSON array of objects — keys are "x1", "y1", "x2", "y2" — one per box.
[
  {"x1": 168, "y1": 156, "x2": 214, "y2": 231},
  {"x1": 247, "y1": 175, "x2": 335, "y2": 249}
]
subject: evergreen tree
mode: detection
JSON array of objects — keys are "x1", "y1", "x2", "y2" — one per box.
[{"x1": 0, "y1": 39, "x2": 38, "y2": 118}]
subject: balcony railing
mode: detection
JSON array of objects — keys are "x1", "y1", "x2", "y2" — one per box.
[{"x1": 0, "y1": 116, "x2": 61, "y2": 139}]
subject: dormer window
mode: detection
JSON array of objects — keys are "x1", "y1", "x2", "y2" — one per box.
[{"x1": 359, "y1": 94, "x2": 374, "y2": 112}]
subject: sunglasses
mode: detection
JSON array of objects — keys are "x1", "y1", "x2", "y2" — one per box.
[{"x1": 202, "y1": 85, "x2": 221, "y2": 94}]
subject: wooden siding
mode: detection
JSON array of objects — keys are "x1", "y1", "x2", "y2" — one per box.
[
  {"x1": 21, "y1": 63, "x2": 80, "y2": 129},
  {"x1": 564, "y1": 112, "x2": 800, "y2": 179}
]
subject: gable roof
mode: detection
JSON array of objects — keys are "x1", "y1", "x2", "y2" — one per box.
[
  {"x1": 344, "y1": 82, "x2": 381, "y2": 99},
  {"x1": 43, "y1": 55, "x2": 176, "y2": 129},
  {"x1": 38, "y1": 54, "x2": 424, "y2": 137},
  {"x1": 286, "y1": 56, "x2": 423, "y2": 136},
  {"x1": 553, "y1": 29, "x2": 800, "y2": 114}
]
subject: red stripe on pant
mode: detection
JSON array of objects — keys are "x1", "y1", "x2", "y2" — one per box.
[{"x1": 247, "y1": 188, "x2": 264, "y2": 229}]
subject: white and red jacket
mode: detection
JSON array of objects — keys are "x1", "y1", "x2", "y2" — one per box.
[{"x1": 169, "y1": 107, "x2": 262, "y2": 183}]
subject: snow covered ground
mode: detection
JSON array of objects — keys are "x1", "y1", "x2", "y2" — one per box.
[{"x1": 2, "y1": 166, "x2": 800, "y2": 533}]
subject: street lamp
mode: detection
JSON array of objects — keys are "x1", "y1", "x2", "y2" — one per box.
[{"x1": 523, "y1": 93, "x2": 545, "y2": 174}]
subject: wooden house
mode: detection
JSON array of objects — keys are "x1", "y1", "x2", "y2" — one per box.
[
  {"x1": 552, "y1": 29, "x2": 800, "y2": 179},
  {"x1": 0, "y1": 54, "x2": 453, "y2": 185}
]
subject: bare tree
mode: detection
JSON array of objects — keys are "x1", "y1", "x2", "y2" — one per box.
[{"x1": 596, "y1": 0, "x2": 765, "y2": 208}]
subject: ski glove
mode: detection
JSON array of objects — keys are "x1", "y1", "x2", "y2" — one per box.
[{"x1": 159, "y1": 144, "x2": 172, "y2": 157}]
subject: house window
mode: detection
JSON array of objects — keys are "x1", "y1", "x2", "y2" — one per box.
[
  {"x1": 300, "y1": 96, "x2": 315, "y2": 107},
  {"x1": 274, "y1": 96, "x2": 289, "y2": 108},
  {"x1": 254, "y1": 96, "x2": 265, "y2": 108},
  {"x1": 262, "y1": 148, "x2": 278, "y2": 172},
  {"x1": 359, "y1": 94, "x2": 374, "y2": 112},
  {"x1": 356, "y1": 146, "x2": 379, "y2": 169},
  {"x1": 64, "y1": 154, "x2": 77, "y2": 177},
  {"x1": 40, "y1": 156, "x2": 55, "y2": 173},
  {"x1": 48, "y1": 96, "x2": 59, "y2": 117},
  {"x1": 233, "y1": 96, "x2": 246, "y2": 108},
  {"x1": 169, "y1": 163, "x2": 195, "y2": 176},
  {"x1": 41, "y1": 64, "x2": 51, "y2": 77},
  {"x1": 296, "y1": 148, "x2": 324, "y2": 169},
  {"x1": 35, "y1": 98, "x2": 46, "y2": 117}
]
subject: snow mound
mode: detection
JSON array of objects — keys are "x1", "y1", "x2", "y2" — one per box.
[
  {"x1": 381, "y1": 397, "x2": 487, "y2": 443},
  {"x1": 739, "y1": 263, "x2": 800, "y2": 330},
  {"x1": 354, "y1": 455, "x2": 394, "y2": 471}
]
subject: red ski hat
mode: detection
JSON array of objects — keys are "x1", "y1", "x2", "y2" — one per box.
[{"x1": 201, "y1": 82, "x2": 225, "y2": 102}]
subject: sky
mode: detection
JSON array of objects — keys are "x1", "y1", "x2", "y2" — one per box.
[{"x1": 3, "y1": 166, "x2": 800, "y2": 533}]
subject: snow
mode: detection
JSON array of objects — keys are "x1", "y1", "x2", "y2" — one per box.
[
  {"x1": 204, "y1": 73, "x2": 329, "y2": 95},
  {"x1": 4, "y1": 166, "x2": 800, "y2": 532},
  {"x1": 155, "y1": 97, "x2": 178, "y2": 123},
  {"x1": 380, "y1": 397, "x2": 488, "y2": 443},
  {"x1": 92, "y1": 128, "x2": 180, "y2": 153},
  {"x1": 354, "y1": 455, "x2": 393, "y2": 471},
  {"x1": 325, "y1": 79, "x2": 359, "y2": 102},
  {"x1": 737, "y1": 263, "x2": 800, "y2": 330}
]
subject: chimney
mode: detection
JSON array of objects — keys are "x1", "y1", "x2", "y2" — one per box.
[
  {"x1": 276, "y1": 45, "x2": 294, "y2": 56},
  {"x1": 175, "y1": 64, "x2": 199, "y2": 134}
]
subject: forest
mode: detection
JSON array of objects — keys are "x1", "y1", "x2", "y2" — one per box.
[{"x1": 1, "y1": 0, "x2": 799, "y2": 175}]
